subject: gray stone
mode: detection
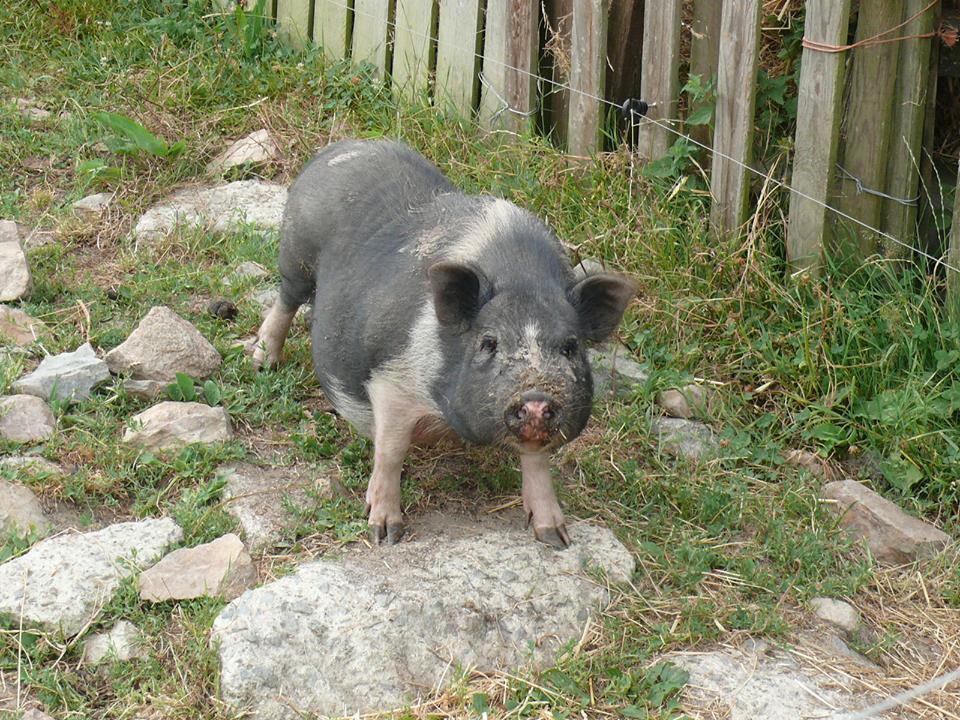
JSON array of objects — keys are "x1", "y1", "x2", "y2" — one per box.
[
  {"x1": 0, "y1": 305, "x2": 46, "y2": 345},
  {"x1": 0, "y1": 395, "x2": 55, "y2": 442},
  {"x1": 206, "y1": 129, "x2": 280, "y2": 177},
  {"x1": 0, "y1": 220, "x2": 31, "y2": 301},
  {"x1": 219, "y1": 462, "x2": 343, "y2": 551},
  {"x1": 651, "y1": 417, "x2": 719, "y2": 460},
  {"x1": 572, "y1": 258, "x2": 605, "y2": 278},
  {"x1": 0, "y1": 456, "x2": 62, "y2": 477},
  {"x1": 105, "y1": 306, "x2": 222, "y2": 382},
  {"x1": 83, "y1": 620, "x2": 146, "y2": 664},
  {"x1": 122, "y1": 401, "x2": 233, "y2": 451},
  {"x1": 132, "y1": 181, "x2": 287, "y2": 242},
  {"x1": 588, "y1": 347, "x2": 648, "y2": 398},
  {"x1": 15, "y1": 98, "x2": 51, "y2": 122},
  {"x1": 783, "y1": 449, "x2": 834, "y2": 479},
  {"x1": 809, "y1": 597, "x2": 860, "y2": 634},
  {"x1": 248, "y1": 286, "x2": 279, "y2": 311},
  {"x1": 665, "y1": 645, "x2": 882, "y2": 719},
  {"x1": 224, "y1": 260, "x2": 270, "y2": 288},
  {"x1": 0, "y1": 518, "x2": 182, "y2": 636},
  {"x1": 139, "y1": 533, "x2": 256, "y2": 601},
  {"x1": 13, "y1": 342, "x2": 110, "y2": 401},
  {"x1": 21, "y1": 710, "x2": 55, "y2": 720},
  {"x1": 821, "y1": 480, "x2": 951, "y2": 564},
  {"x1": 213, "y1": 514, "x2": 633, "y2": 718},
  {"x1": 123, "y1": 378, "x2": 169, "y2": 400},
  {"x1": 657, "y1": 384, "x2": 711, "y2": 420},
  {"x1": 0, "y1": 479, "x2": 51, "y2": 539},
  {"x1": 72, "y1": 192, "x2": 113, "y2": 217}
]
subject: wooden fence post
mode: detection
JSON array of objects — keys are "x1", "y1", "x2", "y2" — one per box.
[
  {"x1": 881, "y1": 0, "x2": 938, "y2": 253},
  {"x1": 352, "y1": 0, "x2": 395, "y2": 76},
  {"x1": 786, "y1": 0, "x2": 852, "y2": 276},
  {"x1": 635, "y1": 0, "x2": 681, "y2": 161},
  {"x1": 314, "y1": 0, "x2": 353, "y2": 60},
  {"x1": 276, "y1": 0, "x2": 312, "y2": 48},
  {"x1": 709, "y1": 0, "x2": 762, "y2": 237},
  {"x1": 479, "y1": 1, "x2": 539, "y2": 135},
  {"x1": 567, "y1": 0, "x2": 608, "y2": 156},
  {"x1": 835, "y1": 0, "x2": 903, "y2": 258},
  {"x1": 435, "y1": 0, "x2": 483, "y2": 115},
  {"x1": 949, "y1": 157, "x2": 960, "y2": 319},
  {"x1": 393, "y1": 0, "x2": 437, "y2": 100},
  {"x1": 689, "y1": 0, "x2": 723, "y2": 154}
]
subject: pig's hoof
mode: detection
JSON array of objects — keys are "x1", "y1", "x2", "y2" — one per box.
[
  {"x1": 533, "y1": 524, "x2": 571, "y2": 549},
  {"x1": 369, "y1": 521, "x2": 406, "y2": 545}
]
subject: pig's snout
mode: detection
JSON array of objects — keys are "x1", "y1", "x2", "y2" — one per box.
[{"x1": 505, "y1": 391, "x2": 560, "y2": 445}]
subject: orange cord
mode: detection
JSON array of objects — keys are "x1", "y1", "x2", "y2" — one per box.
[{"x1": 800, "y1": 0, "x2": 956, "y2": 53}]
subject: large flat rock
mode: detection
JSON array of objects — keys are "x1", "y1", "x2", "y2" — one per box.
[
  {"x1": 0, "y1": 518, "x2": 182, "y2": 636},
  {"x1": 0, "y1": 395, "x2": 55, "y2": 442},
  {"x1": 0, "y1": 305, "x2": 46, "y2": 346},
  {"x1": 122, "y1": 401, "x2": 233, "y2": 451},
  {"x1": 13, "y1": 342, "x2": 110, "y2": 401},
  {"x1": 105, "y1": 306, "x2": 221, "y2": 382},
  {"x1": 132, "y1": 181, "x2": 286, "y2": 242},
  {"x1": 213, "y1": 513, "x2": 634, "y2": 719}
]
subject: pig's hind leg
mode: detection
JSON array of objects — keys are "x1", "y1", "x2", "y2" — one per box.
[
  {"x1": 364, "y1": 377, "x2": 430, "y2": 544},
  {"x1": 251, "y1": 252, "x2": 316, "y2": 370}
]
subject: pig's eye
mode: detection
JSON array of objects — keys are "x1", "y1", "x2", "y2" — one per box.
[
  {"x1": 479, "y1": 335, "x2": 498, "y2": 355},
  {"x1": 560, "y1": 338, "x2": 579, "y2": 358}
]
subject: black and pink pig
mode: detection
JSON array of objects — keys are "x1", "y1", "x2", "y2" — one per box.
[{"x1": 253, "y1": 139, "x2": 635, "y2": 548}]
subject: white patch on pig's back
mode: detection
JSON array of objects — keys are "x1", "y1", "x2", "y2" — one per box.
[
  {"x1": 327, "y1": 150, "x2": 363, "y2": 166},
  {"x1": 442, "y1": 198, "x2": 524, "y2": 263}
]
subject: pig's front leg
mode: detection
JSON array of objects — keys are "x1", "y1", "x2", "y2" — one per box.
[
  {"x1": 519, "y1": 452, "x2": 570, "y2": 549},
  {"x1": 365, "y1": 378, "x2": 426, "y2": 545}
]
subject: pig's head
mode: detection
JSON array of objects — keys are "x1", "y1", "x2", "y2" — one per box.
[{"x1": 428, "y1": 261, "x2": 636, "y2": 452}]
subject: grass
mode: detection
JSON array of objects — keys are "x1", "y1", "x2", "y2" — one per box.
[{"x1": 0, "y1": 0, "x2": 959, "y2": 718}]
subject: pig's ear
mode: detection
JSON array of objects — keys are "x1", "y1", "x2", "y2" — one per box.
[
  {"x1": 569, "y1": 273, "x2": 637, "y2": 342},
  {"x1": 428, "y1": 261, "x2": 491, "y2": 328}
]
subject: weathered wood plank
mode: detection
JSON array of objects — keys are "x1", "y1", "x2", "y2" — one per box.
[
  {"x1": 709, "y1": 0, "x2": 762, "y2": 237},
  {"x1": 393, "y1": 0, "x2": 436, "y2": 99},
  {"x1": 786, "y1": 0, "x2": 852, "y2": 276},
  {"x1": 352, "y1": 0, "x2": 394, "y2": 75},
  {"x1": 314, "y1": 0, "x2": 353, "y2": 60},
  {"x1": 835, "y1": 0, "x2": 902, "y2": 257},
  {"x1": 689, "y1": 0, "x2": 723, "y2": 155},
  {"x1": 276, "y1": 0, "x2": 312, "y2": 49},
  {"x1": 881, "y1": 0, "x2": 938, "y2": 253},
  {"x1": 435, "y1": 0, "x2": 483, "y2": 115},
  {"x1": 605, "y1": 0, "x2": 643, "y2": 145},
  {"x1": 542, "y1": 0, "x2": 573, "y2": 146},
  {"x1": 567, "y1": 0, "x2": 608, "y2": 155},
  {"x1": 948, "y1": 157, "x2": 960, "y2": 318},
  {"x1": 479, "y1": 0, "x2": 539, "y2": 135},
  {"x1": 636, "y1": 0, "x2": 681, "y2": 161}
]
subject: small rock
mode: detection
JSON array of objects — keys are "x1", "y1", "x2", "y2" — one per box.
[
  {"x1": 105, "y1": 306, "x2": 222, "y2": 382},
  {"x1": 72, "y1": 192, "x2": 113, "y2": 218},
  {"x1": 206, "y1": 129, "x2": 280, "y2": 177},
  {"x1": 0, "y1": 305, "x2": 46, "y2": 345},
  {"x1": 783, "y1": 449, "x2": 833, "y2": 479},
  {"x1": 821, "y1": 479, "x2": 951, "y2": 564},
  {"x1": 249, "y1": 286, "x2": 279, "y2": 311},
  {"x1": 83, "y1": 620, "x2": 146, "y2": 664},
  {"x1": 223, "y1": 260, "x2": 270, "y2": 287},
  {"x1": 651, "y1": 417, "x2": 718, "y2": 460},
  {"x1": 0, "y1": 220, "x2": 31, "y2": 301},
  {"x1": 207, "y1": 298, "x2": 238, "y2": 321},
  {"x1": 589, "y1": 346, "x2": 649, "y2": 398},
  {"x1": 15, "y1": 98, "x2": 51, "y2": 122},
  {"x1": 572, "y1": 258, "x2": 605, "y2": 278},
  {"x1": 132, "y1": 181, "x2": 287, "y2": 242},
  {"x1": 213, "y1": 515, "x2": 633, "y2": 718},
  {"x1": 139, "y1": 533, "x2": 257, "y2": 602},
  {"x1": 122, "y1": 401, "x2": 233, "y2": 450},
  {"x1": 657, "y1": 384, "x2": 711, "y2": 420},
  {"x1": 13, "y1": 342, "x2": 110, "y2": 401},
  {"x1": 0, "y1": 395, "x2": 55, "y2": 442},
  {"x1": 219, "y1": 462, "x2": 343, "y2": 550},
  {"x1": 21, "y1": 710, "x2": 55, "y2": 720},
  {"x1": 809, "y1": 597, "x2": 860, "y2": 634},
  {"x1": 122, "y1": 378, "x2": 169, "y2": 400},
  {"x1": 0, "y1": 479, "x2": 51, "y2": 539},
  {"x1": 0, "y1": 518, "x2": 182, "y2": 636},
  {"x1": 0, "y1": 455, "x2": 62, "y2": 477}
]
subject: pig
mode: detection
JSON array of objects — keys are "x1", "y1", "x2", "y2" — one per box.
[{"x1": 252, "y1": 139, "x2": 635, "y2": 548}]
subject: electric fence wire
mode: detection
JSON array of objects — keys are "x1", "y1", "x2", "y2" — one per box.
[
  {"x1": 307, "y1": 1, "x2": 960, "y2": 716},
  {"x1": 311, "y1": 0, "x2": 960, "y2": 278}
]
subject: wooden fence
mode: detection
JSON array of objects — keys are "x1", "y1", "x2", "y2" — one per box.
[{"x1": 235, "y1": 0, "x2": 960, "y2": 309}]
